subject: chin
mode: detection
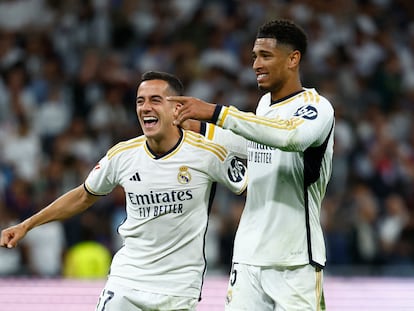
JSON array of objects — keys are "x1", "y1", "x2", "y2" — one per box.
[{"x1": 258, "y1": 84, "x2": 269, "y2": 92}]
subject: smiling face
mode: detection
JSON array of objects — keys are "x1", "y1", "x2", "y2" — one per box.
[
  {"x1": 136, "y1": 79, "x2": 179, "y2": 147},
  {"x1": 252, "y1": 38, "x2": 301, "y2": 98}
]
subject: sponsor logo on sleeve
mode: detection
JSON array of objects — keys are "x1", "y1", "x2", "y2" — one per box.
[
  {"x1": 228, "y1": 158, "x2": 246, "y2": 182},
  {"x1": 294, "y1": 105, "x2": 318, "y2": 120}
]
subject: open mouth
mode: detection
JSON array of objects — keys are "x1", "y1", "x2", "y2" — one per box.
[
  {"x1": 257, "y1": 73, "x2": 268, "y2": 83},
  {"x1": 143, "y1": 116, "x2": 158, "y2": 128}
]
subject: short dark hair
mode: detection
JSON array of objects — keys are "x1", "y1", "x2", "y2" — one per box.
[
  {"x1": 141, "y1": 71, "x2": 184, "y2": 95},
  {"x1": 256, "y1": 20, "x2": 307, "y2": 57}
]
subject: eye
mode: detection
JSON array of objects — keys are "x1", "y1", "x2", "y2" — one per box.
[
  {"x1": 262, "y1": 52, "x2": 273, "y2": 59},
  {"x1": 151, "y1": 96, "x2": 163, "y2": 104}
]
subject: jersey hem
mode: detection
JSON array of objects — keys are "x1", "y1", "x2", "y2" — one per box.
[
  {"x1": 107, "y1": 275, "x2": 201, "y2": 299},
  {"x1": 232, "y1": 258, "x2": 325, "y2": 269}
]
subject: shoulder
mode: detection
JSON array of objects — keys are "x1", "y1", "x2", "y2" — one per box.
[
  {"x1": 183, "y1": 130, "x2": 229, "y2": 162},
  {"x1": 107, "y1": 136, "x2": 146, "y2": 160},
  {"x1": 302, "y1": 88, "x2": 333, "y2": 109},
  {"x1": 295, "y1": 88, "x2": 334, "y2": 117}
]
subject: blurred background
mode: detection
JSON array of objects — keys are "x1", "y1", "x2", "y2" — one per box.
[{"x1": 0, "y1": 0, "x2": 414, "y2": 289}]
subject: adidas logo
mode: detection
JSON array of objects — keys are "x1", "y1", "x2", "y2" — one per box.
[{"x1": 129, "y1": 172, "x2": 141, "y2": 181}]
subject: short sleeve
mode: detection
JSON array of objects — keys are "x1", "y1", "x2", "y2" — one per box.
[
  {"x1": 84, "y1": 155, "x2": 117, "y2": 196},
  {"x1": 212, "y1": 153, "x2": 247, "y2": 195}
]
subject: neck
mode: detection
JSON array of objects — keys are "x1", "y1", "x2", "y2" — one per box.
[
  {"x1": 271, "y1": 76, "x2": 302, "y2": 101},
  {"x1": 147, "y1": 127, "x2": 182, "y2": 156}
]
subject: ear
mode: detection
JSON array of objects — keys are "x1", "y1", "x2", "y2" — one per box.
[
  {"x1": 173, "y1": 102, "x2": 182, "y2": 112},
  {"x1": 288, "y1": 50, "x2": 301, "y2": 69}
]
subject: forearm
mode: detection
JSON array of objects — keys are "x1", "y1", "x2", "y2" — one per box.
[
  {"x1": 215, "y1": 106, "x2": 333, "y2": 151},
  {"x1": 22, "y1": 184, "x2": 96, "y2": 231},
  {"x1": 203, "y1": 123, "x2": 248, "y2": 158}
]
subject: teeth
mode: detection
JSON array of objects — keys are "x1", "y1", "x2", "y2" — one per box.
[
  {"x1": 143, "y1": 116, "x2": 158, "y2": 121},
  {"x1": 257, "y1": 74, "x2": 267, "y2": 79}
]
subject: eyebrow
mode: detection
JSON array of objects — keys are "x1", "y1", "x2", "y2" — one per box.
[{"x1": 136, "y1": 95, "x2": 164, "y2": 101}]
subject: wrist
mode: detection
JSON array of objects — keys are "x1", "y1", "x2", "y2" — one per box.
[{"x1": 21, "y1": 218, "x2": 33, "y2": 232}]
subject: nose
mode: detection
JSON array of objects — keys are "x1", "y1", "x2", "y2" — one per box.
[
  {"x1": 139, "y1": 99, "x2": 152, "y2": 111},
  {"x1": 252, "y1": 57, "x2": 261, "y2": 71}
]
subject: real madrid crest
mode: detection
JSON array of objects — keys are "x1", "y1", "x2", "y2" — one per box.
[{"x1": 177, "y1": 166, "x2": 191, "y2": 184}]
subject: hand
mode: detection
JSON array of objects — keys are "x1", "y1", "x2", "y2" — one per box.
[
  {"x1": 178, "y1": 119, "x2": 201, "y2": 133},
  {"x1": 167, "y1": 96, "x2": 216, "y2": 126},
  {"x1": 0, "y1": 224, "x2": 27, "y2": 248}
]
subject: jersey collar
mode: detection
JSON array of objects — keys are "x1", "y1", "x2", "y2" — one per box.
[
  {"x1": 145, "y1": 129, "x2": 184, "y2": 159},
  {"x1": 270, "y1": 89, "x2": 305, "y2": 106}
]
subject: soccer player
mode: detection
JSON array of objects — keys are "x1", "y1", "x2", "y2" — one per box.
[
  {"x1": 170, "y1": 20, "x2": 334, "y2": 311},
  {"x1": 0, "y1": 71, "x2": 247, "y2": 311}
]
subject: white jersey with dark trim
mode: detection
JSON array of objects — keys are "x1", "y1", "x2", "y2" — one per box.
[
  {"x1": 215, "y1": 88, "x2": 334, "y2": 267},
  {"x1": 202, "y1": 122, "x2": 247, "y2": 159},
  {"x1": 84, "y1": 130, "x2": 247, "y2": 298}
]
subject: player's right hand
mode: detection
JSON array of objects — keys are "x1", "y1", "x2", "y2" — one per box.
[{"x1": 0, "y1": 224, "x2": 26, "y2": 248}]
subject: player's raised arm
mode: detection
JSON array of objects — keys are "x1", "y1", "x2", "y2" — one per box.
[
  {"x1": 168, "y1": 96, "x2": 217, "y2": 125},
  {"x1": 0, "y1": 184, "x2": 100, "y2": 249}
]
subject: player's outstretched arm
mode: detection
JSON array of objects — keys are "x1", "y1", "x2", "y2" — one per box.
[
  {"x1": 168, "y1": 96, "x2": 216, "y2": 125},
  {"x1": 0, "y1": 184, "x2": 100, "y2": 248}
]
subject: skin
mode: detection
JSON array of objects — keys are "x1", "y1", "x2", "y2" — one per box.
[
  {"x1": 171, "y1": 38, "x2": 303, "y2": 125},
  {"x1": 136, "y1": 79, "x2": 181, "y2": 155},
  {"x1": 0, "y1": 185, "x2": 99, "y2": 248},
  {"x1": 1, "y1": 79, "x2": 182, "y2": 249}
]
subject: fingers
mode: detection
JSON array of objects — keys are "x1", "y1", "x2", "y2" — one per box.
[
  {"x1": 173, "y1": 110, "x2": 190, "y2": 126},
  {"x1": 1, "y1": 229, "x2": 19, "y2": 248},
  {"x1": 168, "y1": 96, "x2": 216, "y2": 124},
  {"x1": 166, "y1": 96, "x2": 190, "y2": 103},
  {"x1": 168, "y1": 96, "x2": 190, "y2": 126}
]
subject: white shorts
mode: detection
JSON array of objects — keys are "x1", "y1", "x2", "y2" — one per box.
[
  {"x1": 224, "y1": 263, "x2": 325, "y2": 311},
  {"x1": 96, "y1": 280, "x2": 198, "y2": 311}
]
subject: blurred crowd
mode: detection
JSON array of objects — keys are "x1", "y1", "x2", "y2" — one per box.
[{"x1": 0, "y1": 0, "x2": 414, "y2": 278}]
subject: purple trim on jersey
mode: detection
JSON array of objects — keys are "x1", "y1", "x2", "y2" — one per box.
[
  {"x1": 200, "y1": 122, "x2": 207, "y2": 136},
  {"x1": 211, "y1": 105, "x2": 223, "y2": 123},
  {"x1": 83, "y1": 183, "x2": 106, "y2": 196},
  {"x1": 304, "y1": 121, "x2": 334, "y2": 268}
]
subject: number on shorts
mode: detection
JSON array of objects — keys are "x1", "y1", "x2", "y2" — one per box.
[
  {"x1": 97, "y1": 289, "x2": 114, "y2": 311},
  {"x1": 230, "y1": 267, "x2": 237, "y2": 286}
]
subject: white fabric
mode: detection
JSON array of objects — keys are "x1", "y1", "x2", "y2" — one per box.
[
  {"x1": 85, "y1": 130, "x2": 247, "y2": 299},
  {"x1": 216, "y1": 88, "x2": 334, "y2": 267},
  {"x1": 96, "y1": 279, "x2": 198, "y2": 311},
  {"x1": 224, "y1": 263, "x2": 324, "y2": 311}
]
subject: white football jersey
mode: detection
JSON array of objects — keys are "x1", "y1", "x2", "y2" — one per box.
[
  {"x1": 84, "y1": 130, "x2": 247, "y2": 299},
  {"x1": 212, "y1": 88, "x2": 334, "y2": 268}
]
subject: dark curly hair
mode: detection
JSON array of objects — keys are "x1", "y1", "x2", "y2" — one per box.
[{"x1": 256, "y1": 20, "x2": 307, "y2": 57}]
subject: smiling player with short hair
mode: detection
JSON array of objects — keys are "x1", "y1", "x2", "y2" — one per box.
[
  {"x1": 1, "y1": 71, "x2": 247, "y2": 311},
  {"x1": 171, "y1": 20, "x2": 334, "y2": 311}
]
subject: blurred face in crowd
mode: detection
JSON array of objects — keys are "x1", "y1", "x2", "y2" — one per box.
[
  {"x1": 136, "y1": 80, "x2": 179, "y2": 149},
  {"x1": 252, "y1": 38, "x2": 300, "y2": 94}
]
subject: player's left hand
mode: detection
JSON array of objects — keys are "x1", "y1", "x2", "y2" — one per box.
[
  {"x1": 167, "y1": 96, "x2": 216, "y2": 126},
  {"x1": 178, "y1": 119, "x2": 202, "y2": 133}
]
